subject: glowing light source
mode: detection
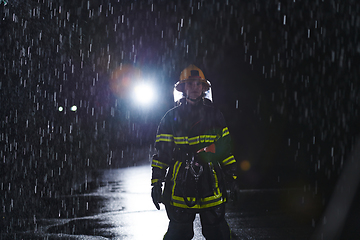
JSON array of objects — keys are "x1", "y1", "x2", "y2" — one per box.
[
  {"x1": 70, "y1": 105, "x2": 77, "y2": 112},
  {"x1": 58, "y1": 106, "x2": 64, "y2": 112},
  {"x1": 133, "y1": 82, "x2": 155, "y2": 105}
]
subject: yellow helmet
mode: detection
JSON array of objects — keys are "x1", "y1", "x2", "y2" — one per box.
[{"x1": 175, "y1": 65, "x2": 211, "y2": 92}]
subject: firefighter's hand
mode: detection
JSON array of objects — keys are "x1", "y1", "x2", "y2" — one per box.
[
  {"x1": 151, "y1": 182, "x2": 162, "y2": 210},
  {"x1": 229, "y1": 181, "x2": 240, "y2": 201}
]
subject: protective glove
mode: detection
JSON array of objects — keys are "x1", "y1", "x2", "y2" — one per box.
[
  {"x1": 229, "y1": 181, "x2": 240, "y2": 201},
  {"x1": 151, "y1": 182, "x2": 162, "y2": 210},
  {"x1": 221, "y1": 162, "x2": 239, "y2": 201}
]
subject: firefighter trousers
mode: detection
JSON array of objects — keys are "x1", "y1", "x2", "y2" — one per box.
[{"x1": 163, "y1": 204, "x2": 231, "y2": 240}]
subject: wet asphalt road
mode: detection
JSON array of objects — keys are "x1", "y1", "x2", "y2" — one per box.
[{"x1": 1, "y1": 164, "x2": 315, "y2": 240}]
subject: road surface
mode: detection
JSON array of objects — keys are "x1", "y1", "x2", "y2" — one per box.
[{"x1": 1, "y1": 164, "x2": 314, "y2": 239}]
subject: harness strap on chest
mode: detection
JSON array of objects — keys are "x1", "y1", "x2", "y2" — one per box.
[{"x1": 181, "y1": 154, "x2": 204, "y2": 207}]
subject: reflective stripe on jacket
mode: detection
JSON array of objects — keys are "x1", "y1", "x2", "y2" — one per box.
[{"x1": 151, "y1": 101, "x2": 236, "y2": 209}]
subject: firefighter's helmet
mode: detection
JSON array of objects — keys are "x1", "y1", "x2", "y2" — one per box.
[
  {"x1": 175, "y1": 65, "x2": 211, "y2": 92},
  {"x1": 173, "y1": 65, "x2": 213, "y2": 103}
]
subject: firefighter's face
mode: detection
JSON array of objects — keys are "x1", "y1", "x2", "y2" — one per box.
[{"x1": 184, "y1": 80, "x2": 204, "y2": 99}]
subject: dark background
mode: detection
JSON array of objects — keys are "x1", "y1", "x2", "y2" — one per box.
[{"x1": 1, "y1": 0, "x2": 360, "y2": 235}]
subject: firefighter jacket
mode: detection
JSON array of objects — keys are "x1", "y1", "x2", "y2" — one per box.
[{"x1": 151, "y1": 100, "x2": 237, "y2": 209}]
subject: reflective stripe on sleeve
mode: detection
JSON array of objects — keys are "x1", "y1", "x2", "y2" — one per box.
[
  {"x1": 222, "y1": 155, "x2": 236, "y2": 166},
  {"x1": 151, "y1": 179, "x2": 160, "y2": 184},
  {"x1": 156, "y1": 134, "x2": 174, "y2": 143},
  {"x1": 151, "y1": 159, "x2": 169, "y2": 169},
  {"x1": 222, "y1": 127, "x2": 229, "y2": 137}
]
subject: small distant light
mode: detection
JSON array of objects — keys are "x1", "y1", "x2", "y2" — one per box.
[
  {"x1": 70, "y1": 105, "x2": 77, "y2": 112},
  {"x1": 240, "y1": 160, "x2": 251, "y2": 171},
  {"x1": 58, "y1": 106, "x2": 64, "y2": 112}
]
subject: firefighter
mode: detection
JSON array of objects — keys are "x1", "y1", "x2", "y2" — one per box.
[{"x1": 151, "y1": 65, "x2": 238, "y2": 240}]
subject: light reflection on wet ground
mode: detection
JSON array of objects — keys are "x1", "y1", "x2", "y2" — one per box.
[
  {"x1": 45, "y1": 165, "x2": 172, "y2": 240},
  {"x1": 1, "y1": 164, "x2": 314, "y2": 239}
]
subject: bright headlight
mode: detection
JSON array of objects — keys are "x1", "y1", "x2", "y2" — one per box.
[{"x1": 133, "y1": 83, "x2": 156, "y2": 105}]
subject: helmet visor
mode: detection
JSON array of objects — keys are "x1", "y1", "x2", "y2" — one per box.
[{"x1": 173, "y1": 80, "x2": 213, "y2": 103}]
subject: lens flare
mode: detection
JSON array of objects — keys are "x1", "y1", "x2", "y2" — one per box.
[
  {"x1": 109, "y1": 65, "x2": 142, "y2": 99},
  {"x1": 240, "y1": 160, "x2": 251, "y2": 171}
]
